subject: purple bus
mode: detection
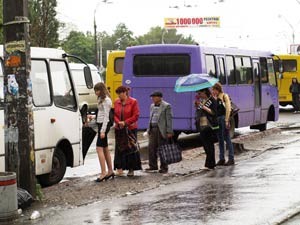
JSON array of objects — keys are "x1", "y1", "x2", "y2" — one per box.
[{"x1": 123, "y1": 44, "x2": 279, "y2": 138}]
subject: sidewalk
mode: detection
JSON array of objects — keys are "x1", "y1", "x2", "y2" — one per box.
[{"x1": 9, "y1": 127, "x2": 290, "y2": 224}]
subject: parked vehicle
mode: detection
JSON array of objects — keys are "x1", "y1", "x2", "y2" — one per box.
[
  {"x1": 0, "y1": 46, "x2": 93, "y2": 187},
  {"x1": 123, "y1": 44, "x2": 279, "y2": 138},
  {"x1": 274, "y1": 54, "x2": 300, "y2": 107},
  {"x1": 105, "y1": 50, "x2": 125, "y2": 104},
  {"x1": 69, "y1": 63, "x2": 103, "y2": 113}
]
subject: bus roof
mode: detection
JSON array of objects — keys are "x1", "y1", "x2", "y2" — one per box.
[
  {"x1": 275, "y1": 54, "x2": 300, "y2": 59},
  {"x1": 125, "y1": 44, "x2": 273, "y2": 57}
]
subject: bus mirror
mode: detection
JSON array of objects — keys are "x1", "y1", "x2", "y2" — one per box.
[{"x1": 84, "y1": 66, "x2": 93, "y2": 89}]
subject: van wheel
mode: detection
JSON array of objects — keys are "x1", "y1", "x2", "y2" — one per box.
[{"x1": 38, "y1": 148, "x2": 67, "y2": 187}]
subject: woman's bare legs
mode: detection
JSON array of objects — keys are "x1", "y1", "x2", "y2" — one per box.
[
  {"x1": 96, "y1": 146, "x2": 107, "y2": 179},
  {"x1": 103, "y1": 147, "x2": 113, "y2": 175}
]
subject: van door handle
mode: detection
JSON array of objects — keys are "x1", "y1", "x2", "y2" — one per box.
[{"x1": 50, "y1": 118, "x2": 56, "y2": 123}]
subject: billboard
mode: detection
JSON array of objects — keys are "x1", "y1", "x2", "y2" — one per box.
[{"x1": 164, "y1": 16, "x2": 220, "y2": 29}]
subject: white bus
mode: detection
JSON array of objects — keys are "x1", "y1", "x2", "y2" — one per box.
[{"x1": 0, "y1": 46, "x2": 93, "y2": 187}]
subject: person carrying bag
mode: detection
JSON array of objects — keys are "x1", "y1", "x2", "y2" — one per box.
[{"x1": 212, "y1": 82, "x2": 235, "y2": 166}]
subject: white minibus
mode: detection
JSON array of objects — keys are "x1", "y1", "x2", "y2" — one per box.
[{"x1": 0, "y1": 46, "x2": 93, "y2": 187}]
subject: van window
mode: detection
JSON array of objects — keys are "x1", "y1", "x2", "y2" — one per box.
[
  {"x1": 31, "y1": 60, "x2": 51, "y2": 106},
  {"x1": 114, "y1": 58, "x2": 124, "y2": 74},
  {"x1": 51, "y1": 60, "x2": 76, "y2": 110}
]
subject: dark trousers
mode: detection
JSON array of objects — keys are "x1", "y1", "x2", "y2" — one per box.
[
  {"x1": 148, "y1": 126, "x2": 168, "y2": 170},
  {"x1": 200, "y1": 126, "x2": 216, "y2": 169},
  {"x1": 292, "y1": 93, "x2": 300, "y2": 111}
]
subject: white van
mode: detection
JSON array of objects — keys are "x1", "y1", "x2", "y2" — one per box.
[
  {"x1": 0, "y1": 46, "x2": 94, "y2": 187},
  {"x1": 69, "y1": 63, "x2": 103, "y2": 113}
]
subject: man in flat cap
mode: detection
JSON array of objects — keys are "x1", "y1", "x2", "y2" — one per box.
[{"x1": 145, "y1": 91, "x2": 173, "y2": 174}]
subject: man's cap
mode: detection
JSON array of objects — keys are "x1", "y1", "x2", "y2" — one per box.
[{"x1": 150, "y1": 91, "x2": 163, "y2": 97}]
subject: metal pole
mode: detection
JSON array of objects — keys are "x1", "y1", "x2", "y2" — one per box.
[
  {"x1": 94, "y1": 13, "x2": 99, "y2": 68},
  {"x1": 3, "y1": 0, "x2": 36, "y2": 197}
]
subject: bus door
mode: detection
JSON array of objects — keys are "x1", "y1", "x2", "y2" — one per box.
[
  {"x1": 0, "y1": 62, "x2": 4, "y2": 172},
  {"x1": 253, "y1": 60, "x2": 262, "y2": 123},
  {"x1": 32, "y1": 59, "x2": 81, "y2": 176}
]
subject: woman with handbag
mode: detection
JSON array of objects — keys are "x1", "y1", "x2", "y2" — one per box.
[
  {"x1": 212, "y1": 82, "x2": 235, "y2": 166},
  {"x1": 195, "y1": 88, "x2": 218, "y2": 170},
  {"x1": 113, "y1": 86, "x2": 142, "y2": 177},
  {"x1": 94, "y1": 82, "x2": 114, "y2": 182}
]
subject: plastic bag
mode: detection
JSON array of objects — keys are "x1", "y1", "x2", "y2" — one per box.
[{"x1": 17, "y1": 188, "x2": 33, "y2": 209}]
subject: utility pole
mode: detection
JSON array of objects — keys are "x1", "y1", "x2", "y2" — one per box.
[{"x1": 3, "y1": 0, "x2": 36, "y2": 197}]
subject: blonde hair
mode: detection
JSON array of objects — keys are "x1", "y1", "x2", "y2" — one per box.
[{"x1": 212, "y1": 82, "x2": 223, "y2": 93}]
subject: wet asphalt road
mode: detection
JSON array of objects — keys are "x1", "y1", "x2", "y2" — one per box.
[{"x1": 22, "y1": 137, "x2": 300, "y2": 225}]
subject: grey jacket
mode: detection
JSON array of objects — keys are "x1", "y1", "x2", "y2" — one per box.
[{"x1": 148, "y1": 100, "x2": 173, "y2": 139}]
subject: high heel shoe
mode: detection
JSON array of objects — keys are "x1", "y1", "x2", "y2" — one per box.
[
  {"x1": 104, "y1": 173, "x2": 115, "y2": 180},
  {"x1": 95, "y1": 175, "x2": 106, "y2": 183}
]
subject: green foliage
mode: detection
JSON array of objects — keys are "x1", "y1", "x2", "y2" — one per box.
[
  {"x1": 61, "y1": 31, "x2": 94, "y2": 64},
  {"x1": 28, "y1": 0, "x2": 61, "y2": 47},
  {"x1": 35, "y1": 183, "x2": 43, "y2": 201},
  {"x1": 136, "y1": 26, "x2": 195, "y2": 45}
]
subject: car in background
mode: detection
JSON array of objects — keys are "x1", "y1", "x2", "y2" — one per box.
[{"x1": 69, "y1": 63, "x2": 103, "y2": 113}]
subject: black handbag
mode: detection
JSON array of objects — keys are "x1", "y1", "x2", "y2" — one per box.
[{"x1": 158, "y1": 139, "x2": 182, "y2": 165}]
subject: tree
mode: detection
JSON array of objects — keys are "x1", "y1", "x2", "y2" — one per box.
[
  {"x1": 0, "y1": 0, "x2": 3, "y2": 44},
  {"x1": 111, "y1": 23, "x2": 136, "y2": 50},
  {"x1": 28, "y1": 0, "x2": 61, "y2": 47},
  {"x1": 136, "y1": 26, "x2": 195, "y2": 45},
  {"x1": 61, "y1": 31, "x2": 94, "y2": 64}
]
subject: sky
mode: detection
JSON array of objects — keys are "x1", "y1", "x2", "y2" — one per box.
[{"x1": 56, "y1": 0, "x2": 300, "y2": 54}]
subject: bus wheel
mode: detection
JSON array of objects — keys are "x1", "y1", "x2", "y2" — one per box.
[
  {"x1": 257, "y1": 123, "x2": 267, "y2": 131},
  {"x1": 250, "y1": 123, "x2": 267, "y2": 132},
  {"x1": 38, "y1": 148, "x2": 67, "y2": 187},
  {"x1": 173, "y1": 131, "x2": 181, "y2": 142},
  {"x1": 229, "y1": 117, "x2": 235, "y2": 139}
]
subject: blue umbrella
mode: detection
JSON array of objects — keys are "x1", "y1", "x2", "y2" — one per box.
[{"x1": 174, "y1": 73, "x2": 219, "y2": 93}]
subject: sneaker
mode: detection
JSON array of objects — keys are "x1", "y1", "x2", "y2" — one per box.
[
  {"x1": 159, "y1": 169, "x2": 168, "y2": 174},
  {"x1": 225, "y1": 159, "x2": 235, "y2": 166},
  {"x1": 216, "y1": 159, "x2": 226, "y2": 166}
]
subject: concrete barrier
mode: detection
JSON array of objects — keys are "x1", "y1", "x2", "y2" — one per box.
[{"x1": 0, "y1": 172, "x2": 18, "y2": 221}]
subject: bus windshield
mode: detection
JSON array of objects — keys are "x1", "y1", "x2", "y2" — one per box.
[{"x1": 133, "y1": 54, "x2": 190, "y2": 76}]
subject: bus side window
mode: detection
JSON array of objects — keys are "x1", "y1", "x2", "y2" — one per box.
[
  {"x1": 259, "y1": 58, "x2": 268, "y2": 83},
  {"x1": 226, "y1": 55, "x2": 236, "y2": 84},
  {"x1": 205, "y1": 54, "x2": 217, "y2": 78},
  {"x1": 218, "y1": 57, "x2": 226, "y2": 84},
  {"x1": 31, "y1": 60, "x2": 51, "y2": 106}
]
